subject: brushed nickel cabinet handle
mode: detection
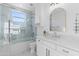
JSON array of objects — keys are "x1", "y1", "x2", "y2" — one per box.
[
  {"x1": 46, "y1": 48, "x2": 50, "y2": 56},
  {"x1": 62, "y1": 49, "x2": 69, "y2": 53}
]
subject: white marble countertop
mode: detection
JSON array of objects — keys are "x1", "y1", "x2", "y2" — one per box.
[{"x1": 37, "y1": 35, "x2": 79, "y2": 52}]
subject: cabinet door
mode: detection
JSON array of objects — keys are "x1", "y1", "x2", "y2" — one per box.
[
  {"x1": 37, "y1": 44, "x2": 46, "y2": 56},
  {"x1": 50, "y1": 48, "x2": 65, "y2": 56},
  {"x1": 53, "y1": 51, "x2": 65, "y2": 56},
  {"x1": 37, "y1": 39, "x2": 46, "y2": 56},
  {"x1": 50, "y1": 49, "x2": 56, "y2": 56}
]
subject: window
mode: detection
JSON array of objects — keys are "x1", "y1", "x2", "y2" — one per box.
[
  {"x1": 10, "y1": 9, "x2": 27, "y2": 43},
  {"x1": 75, "y1": 14, "x2": 79, "y2": 33},
  {"x1": 11, "y1": 9, "x2": 26, "y2": 25}
]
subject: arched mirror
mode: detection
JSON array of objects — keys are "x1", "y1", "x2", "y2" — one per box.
[{"x1": 50, "y1": 8, "x2": 66, "y2": 32}]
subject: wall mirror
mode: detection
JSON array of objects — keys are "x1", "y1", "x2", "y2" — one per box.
[{"x1": 50, "y1": 8, "x2": 66, "y2": 32}]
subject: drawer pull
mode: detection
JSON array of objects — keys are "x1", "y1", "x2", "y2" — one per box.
[
  {"x1": 46, "y1": 48, "x2": 50, "y2": 56},
  {"x1": 62, "y1": 49, "x2": 69, "y2": 53}
]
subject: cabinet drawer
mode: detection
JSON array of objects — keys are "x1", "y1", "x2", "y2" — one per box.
[
  {"x1": 57, "y1": 46, "x2": 79, "y2": 56},
  {"x1": 50, "y1": 49, "x2": 65, "y2": 56}
]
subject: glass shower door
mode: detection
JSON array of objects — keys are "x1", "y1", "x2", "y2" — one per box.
[{"x1": 9, "y1": 9, "x2": 34, "y2": 43}]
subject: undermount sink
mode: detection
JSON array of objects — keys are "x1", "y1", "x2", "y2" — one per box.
[{"x1": 49, "y1": 32, "x2": 61, "y2": 38}]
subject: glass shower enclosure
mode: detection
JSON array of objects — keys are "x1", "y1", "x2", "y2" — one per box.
[{"x1": 0, "y1": 4, "x2": 35, "y2": 55}]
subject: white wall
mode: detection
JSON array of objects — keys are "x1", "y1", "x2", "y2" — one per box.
[{"x1": 35, "y1": 3, "x2": 50, "y2": 31}]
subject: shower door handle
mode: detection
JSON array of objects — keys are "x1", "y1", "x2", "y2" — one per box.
[{"x1": 8, "y1": 20, "x2": 11, "y2": 43}]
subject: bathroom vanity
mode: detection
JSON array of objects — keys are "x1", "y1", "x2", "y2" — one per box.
[{"x1": 36, "y1": 33, "x2": 79, "y2": 56}]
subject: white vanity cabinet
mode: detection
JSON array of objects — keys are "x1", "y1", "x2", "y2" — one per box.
[
  {"x1": 36, "y1": 39, "x2": 52, "y2": 56},
  {"x1": 36, "y1": 39, "x2": 59, "y2": 56},
  {"x1": 36, "y1": 38, "x2": 79, "y2": 56},
  {"x1": 36, "y1": 38, "x2": 63, "y2": 56}
]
